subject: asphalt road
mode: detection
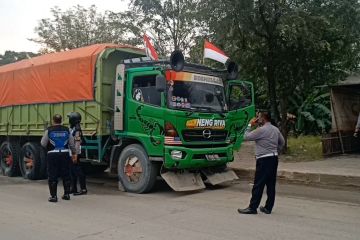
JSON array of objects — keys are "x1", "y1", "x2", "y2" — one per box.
[{"x1": 0, "y1": 175, "x2": 359, "y2": 240}]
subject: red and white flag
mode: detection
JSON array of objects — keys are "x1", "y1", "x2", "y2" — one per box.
[
  {"x1": 203, "y1": 40, "x2": 229, "y2": 64},
  {"x1": 165, "y1": 136, "x2": 182, "y2": 145},
  {"x1": 143, "y1": 34, "x2": 159, "y2": 61}
]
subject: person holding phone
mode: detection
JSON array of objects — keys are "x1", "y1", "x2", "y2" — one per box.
[{"x1": 238, "y1": 111, "x2": 285, "y2": 215}]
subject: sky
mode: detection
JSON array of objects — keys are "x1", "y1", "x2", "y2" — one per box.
[{"x1": 0, "y1": 0, "x2": 129, "y2": 54}]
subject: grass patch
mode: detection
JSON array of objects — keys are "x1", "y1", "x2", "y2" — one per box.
[{"x1": 283, "y1": 135, "x2": 323, "y2": 162}]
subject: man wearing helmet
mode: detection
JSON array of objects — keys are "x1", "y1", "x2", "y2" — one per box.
[{"x1": 68, "y1": 112, "x2": 88, "y2": 196}]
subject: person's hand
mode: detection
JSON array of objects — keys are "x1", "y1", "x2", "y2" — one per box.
[
  {"x1": 354, "y1": 132, "x2": 359, "y2": 138},
  {"x1": 249, "y1": 117, "x2": 258, "y2": 127},
  {"x1": 72, "y1": 155, "x2": 78, "y2": 163}
]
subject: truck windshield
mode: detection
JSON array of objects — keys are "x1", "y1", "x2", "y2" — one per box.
[{"x1": 166, "y1": 79, "x2": 227, "y2": 113}]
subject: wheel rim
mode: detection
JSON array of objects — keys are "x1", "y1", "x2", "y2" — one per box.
[
  {"x1": 1, "y1": 146, "x2": 13, "y2": 169},
  {"x1": 23, "y1": 146, "x2": 34, "y2": 174},
  {"x1": 123, "y1": 155, "x2": 143, "y2": 183}
]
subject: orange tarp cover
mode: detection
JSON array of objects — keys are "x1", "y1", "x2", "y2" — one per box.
[{"x1": 0, "y1": 44, "x2": 141, "y2": 107}]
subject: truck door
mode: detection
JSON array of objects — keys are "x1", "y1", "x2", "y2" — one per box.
[
  {"x1": 125, "y1": 70, "x2": 165, "y2": 155},
  {"x1": 226, "y1": 80, "x2": 255, "y2": 150}
]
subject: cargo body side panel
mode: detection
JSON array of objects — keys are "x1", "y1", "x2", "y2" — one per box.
[{"x1": 0, "y1": 101, "x2": 99, "y2": 137}]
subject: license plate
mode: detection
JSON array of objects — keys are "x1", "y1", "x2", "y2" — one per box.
[{"x1": 206, "y1": 154, "x2": 220, "y2": 161}]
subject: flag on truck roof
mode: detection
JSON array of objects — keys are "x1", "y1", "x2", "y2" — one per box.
[
  {"x1": 203, "y1": 40, "x2": 229, "y2": 64},
  {"x1": 144, "y1": 34, "x2": 159, "y2": 61}
]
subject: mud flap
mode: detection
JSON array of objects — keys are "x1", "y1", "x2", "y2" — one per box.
[
  {"x1": 161, "y1": 171, "x2": 206, "y2": 192},
  {"x1": 201, "y1": 169, "x2": 239, "y2": 185}
]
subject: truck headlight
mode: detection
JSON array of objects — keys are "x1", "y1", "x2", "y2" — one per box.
[{"x1": 171, "y1": 150, "x2": 183, "y2": 160}]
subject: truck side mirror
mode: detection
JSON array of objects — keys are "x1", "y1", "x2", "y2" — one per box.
[
  {"x1": 156, "y1": 75, "x2": 166, "y2": 92},
  {"x1": 226, "y1": 61, "x2": 239, "y2": 80}
]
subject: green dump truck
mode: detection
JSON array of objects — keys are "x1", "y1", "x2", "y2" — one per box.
[{"x1": 0, "y1": 44, "x2": 255, "y2": 193}]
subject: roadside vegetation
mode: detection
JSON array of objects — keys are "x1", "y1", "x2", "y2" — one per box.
[{"x1": 283, "y1": 136, "x2": 323, "y2": 162}]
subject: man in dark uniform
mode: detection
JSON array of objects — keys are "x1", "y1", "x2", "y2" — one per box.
[
  {"x1": 41, "y1": 114, "x2": 76, "y2": 202},
  {"x1": 68, "y1": 112, "x2": 87, "y2": 195},
  {"x1": 238, "y1": 111, "x2": 285, "y2": 214}
]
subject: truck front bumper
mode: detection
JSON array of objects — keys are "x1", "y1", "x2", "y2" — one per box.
[{"x1": 164, "y1": 145, "x2": 234, "y2": 169}]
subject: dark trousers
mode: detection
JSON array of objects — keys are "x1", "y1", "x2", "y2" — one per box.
[
  {"x1": 70, "y1": 160, "x2": 86, "y2": 191},
  {"x1": 249, "y1": 156, "x2": 278, "y2": 211},
  {"x1": 47, "y1": 152, "x2": 71, "y2": 196}
]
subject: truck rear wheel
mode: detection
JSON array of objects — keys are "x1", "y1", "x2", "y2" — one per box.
[
  {"x1": 19, "y1": 142, "x2": 44, "y2": 180},
  {"x1": 117, "y1": 144, "x2": 158, "y2": 193},
  {"x1": 0, "y1": 141, "x2": 20, "y2": 177}
]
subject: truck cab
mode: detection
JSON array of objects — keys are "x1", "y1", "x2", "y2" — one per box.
[{"x1": 112, "y1": 52, "x2": 255, "y2": 192}]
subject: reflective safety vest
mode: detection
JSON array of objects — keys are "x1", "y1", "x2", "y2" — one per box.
[{"x1": 47, "y1": 125, "x2": 70, "y2": 152}]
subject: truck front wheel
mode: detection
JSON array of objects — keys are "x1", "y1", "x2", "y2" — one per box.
[
  {"x1": 117, "y1": 144, "x2": 158, "y2": 193},
  {"x1": 0, "y1": 141, "x2": 20, "y2": 177}
]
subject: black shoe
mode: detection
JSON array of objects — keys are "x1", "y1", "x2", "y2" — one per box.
[
  {"x1": 61, "y1": 194, "x2": 71, "y2": 200},
  {"x1": 73, "y1": 189, "x2": 87, "y2": 196},
  {"x1": 237, "y1": 207, "x2": 257, "y2": 214},
  {"x1": 48, "y1": 196, "x2": 58, "y2": 202},
  {"x1": 48, "y1": 181, "x2": 57, "y2": 201},
  {"x1": 260, "y1": 206, "x2": 271, "y2": 214}
]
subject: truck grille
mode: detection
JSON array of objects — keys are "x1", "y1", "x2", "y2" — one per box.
[{"x1": 182, "y1": 129, "x2": 228, "y2": 142}]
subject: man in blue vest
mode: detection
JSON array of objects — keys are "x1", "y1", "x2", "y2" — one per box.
[{"x1": 41, "y1": 114, "x2": 76, "y2": 202}]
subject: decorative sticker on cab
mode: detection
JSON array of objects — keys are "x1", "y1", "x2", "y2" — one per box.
[{"x1": 186, "y1": 119, "x2": 225, "y2": 129}]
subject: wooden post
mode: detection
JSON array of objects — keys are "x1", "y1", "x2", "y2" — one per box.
[{"x1": 330, "y1": 89, "x2": 345, "y2": 154}]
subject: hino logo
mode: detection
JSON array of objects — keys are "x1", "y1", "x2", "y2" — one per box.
[{"x1": 202, "y1": 129, "x2": 212, "y2": 139}]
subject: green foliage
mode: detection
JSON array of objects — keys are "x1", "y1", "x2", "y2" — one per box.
[
  {"x1": 0, "y1": 51, "x2": 38, "y2": 66},
  {"x1": 200, "y1": 0, "x2": 360, "y2": 137},
  {"x1": 31, "y1": 1, "x2": 204, "y2": 56},
  {"x1": 288, "y1": 88, "x2": 331, "y2": 134},
  {"x1": 127, "y1": 0, "x2": 206, "y2": 56},
  {"x1": 30, "y1": 5, "x2": 140, "y2": 52},
  {"x1": 285, "y1": 135, "x2": 323, "y2": 161}
]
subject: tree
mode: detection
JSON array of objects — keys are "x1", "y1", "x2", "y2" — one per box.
[
  {"x1": 201, "y1": 0, "x2": 360, "y2": 148},
  {"x1": 0, "y1": 51, "x2": 38, "y2": 66},
  {"x1": 30, "y1": 5, "x2": 139, "y2": 52},
  {"x1": 127, "y1": 0, "x2": 207, "y2": 56}
]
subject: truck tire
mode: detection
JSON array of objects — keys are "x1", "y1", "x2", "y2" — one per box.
[
  {"x1": 19, "y1": 142, "x2": 44, "y2": 180},
  {"x1": 0, "y1": 141, "x2": 20, "y2": 177},
  {"x1": 117, "y1": 144, "x2": 158, "y2": 193}
]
